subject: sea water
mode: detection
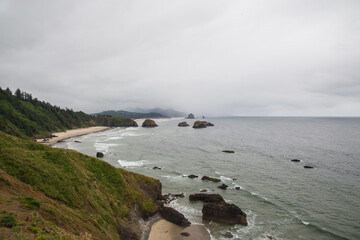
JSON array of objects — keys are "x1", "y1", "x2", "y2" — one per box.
[{"x1": 54, "y1": 117, "x2": 360, "y2": 240}]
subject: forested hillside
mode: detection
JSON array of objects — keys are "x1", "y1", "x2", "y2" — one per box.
[
  {"x1": 0, "y1": 87, "x2": 138, "y2": 138},
  {"x1": 0, "y1": 87, "x2": 93, "y2": 138}
]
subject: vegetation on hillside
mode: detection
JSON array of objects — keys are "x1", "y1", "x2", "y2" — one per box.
[
  {"x1": 0, "y1": 131, "x2": 161, "y2": 239},
  {"x1": 0, "y1": 87, "x2": 93, "y2": 138},
  {"x1": 95, "y1": 115, "x2": 138, "y2": 127},
  {"x1": 0, "y1": 87, "x2": 138, "y2": 139},
  {"x1": 93, "y1": 110, "x2": 168, "y2": 119}
]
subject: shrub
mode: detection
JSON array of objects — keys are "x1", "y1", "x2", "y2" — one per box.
[{"x1": 0, "y1": 214, "x2": 17, "y2": 228}]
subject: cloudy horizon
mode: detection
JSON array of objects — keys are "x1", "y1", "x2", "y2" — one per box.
[{"x1": 1, "y1": 0, "x2": 359, "y2": 117}]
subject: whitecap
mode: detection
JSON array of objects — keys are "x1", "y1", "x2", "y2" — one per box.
[
  {"x1": 302, "y1": 220, "x2": 310, "y2": 225},
  {"x1": 118, "y1": 159, "x2": 146, "y2": 168},
  {"x1": 94, "y1": 142, "x2": 118, "y2": 151},
  {"x1": 108, "y1": 136, "x2": 122, "y2": 140},
  {"x1": 220, "y1": 176, "x2": 233, "y2": 182}
]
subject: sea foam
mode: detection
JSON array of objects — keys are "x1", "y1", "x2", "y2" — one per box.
[{"x1": 118, "y1": 159, "x2": 146, "y2": 168}]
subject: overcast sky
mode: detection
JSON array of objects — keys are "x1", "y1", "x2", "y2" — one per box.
[{"x1": 1, "y1": 0, "x2": 359, "y2": 116}]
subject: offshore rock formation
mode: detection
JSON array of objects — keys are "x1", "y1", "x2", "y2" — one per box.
[
  {"x1": 193, "y1": 121, "x2": 214, "y2": 128},
  {"x1": 222, "y1": 150, "x2": 235, "y2": 153},
  {"x1": 186, "y1": 113, "x2": 195, "y2": 119},
  {"x1": 142, "y1": 119, "x2": 158, "y2": 127},
  {"x1": 202, "y1": 202, "x2": 248, "y2": 225},
  {"x1": 178, "y1": 121, "x2": 190, "y2": 127},
  {"x1": 201, "y1": 176, "x2": 221, "y2": 182},
  {"x1": 96, "y1": 152, "x2": 104, "y2": 158}
]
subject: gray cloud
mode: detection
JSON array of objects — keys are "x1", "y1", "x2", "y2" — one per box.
[{"x1": 1, "y1": 0, "x2": 359, "y2": 116}]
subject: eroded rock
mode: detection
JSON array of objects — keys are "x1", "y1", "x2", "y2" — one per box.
[{"x1": 202, "y1": 202, "x2": 247, "y2": 225}]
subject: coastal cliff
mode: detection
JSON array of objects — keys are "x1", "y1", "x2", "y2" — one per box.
[{"x1": 0, "y1": 131, "x2": 162, "y2": 239}]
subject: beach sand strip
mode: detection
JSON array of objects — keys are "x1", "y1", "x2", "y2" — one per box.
[{"x1": 37, "y1": 126, "x2": 110, "y2": 145}]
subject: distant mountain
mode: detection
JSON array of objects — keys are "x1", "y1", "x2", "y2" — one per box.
[
  {"x1": 128, "y1": 107, "x2": 186, "y2": 117},
  {"x1": 93, "y1": 110, "x2": 168, "y2": 119}
]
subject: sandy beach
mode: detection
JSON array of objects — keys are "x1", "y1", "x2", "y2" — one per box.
[
  {"x1": 147, "y1": 220, "x2": 211, "y2": 240},
  {"x1": 37, "y1": 126, "x2": 110, "y2": 145}
]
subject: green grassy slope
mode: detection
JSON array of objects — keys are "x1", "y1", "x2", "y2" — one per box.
[{"x1": 0, "y1": 131, "x2": 161, "y2": 239}]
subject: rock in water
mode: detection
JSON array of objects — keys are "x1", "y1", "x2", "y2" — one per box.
[
  {"x1": 178, "y1": 121, "x2": 190, "y2": 127},
  {"x1": 218, "y1": 184, "x2": 228, "y2": 190},
  {"x1": 96, "y1": 152, "x2": 104, "y2": 158},
  {"x1": 193, "y1": 121, "x2": 214, "y2": 128},
  {"x1": 201, "y1": 176, "x2": 221, "y2": 182},
  {"x1": 159, "y1": 206, "x2": 191, "y2": 227},
  {"x1": 188, "y1": 174, "x2": 198, "y2": 179},
  {"x1": 222, "y1": 150, "x2": 235, "y2": 153},
  {"x1": 186, "y1": 113, "x2": 195, "y2": 119},
  {"x1": 291, "y1": 159, "x2": 301, "y2": 162},
  {"x1": 193, "y1": 121, "x2": 207, "y2": 128},
  {"x1": 142, "y1": 119, "x2": 158, "y2": 127},
  {"x1": 189, "y1": 193, "x2": 225, "y2": 203},
  {"x1": 304, "y1": 165, "x2": 314, "y2": 169},
  {"x1": 202, "y1": 202, "x2": 247, "y2": 225}
]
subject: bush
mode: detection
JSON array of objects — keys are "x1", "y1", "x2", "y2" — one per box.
[{"x1": 0, "y1": 214, "x2": 17, "y2": 228}]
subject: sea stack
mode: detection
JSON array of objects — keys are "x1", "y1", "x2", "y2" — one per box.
[
  {"x1": 142, "y1": 119, "x2": 158, "y2": 127},
  {"x1": 186, "y1": 113, "x2": 195, "y2": 119},
  {"x1": 178, "y1": 121, "x2": 190, "y2": 127}
]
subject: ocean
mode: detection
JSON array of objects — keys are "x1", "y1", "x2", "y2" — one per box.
[{"x1": 54, "y1": 117, "x2": 360, "y2": 240}]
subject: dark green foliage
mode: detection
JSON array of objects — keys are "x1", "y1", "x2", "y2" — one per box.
[
  {"x1": 93, "y1": 110, "x2": 168, "y2": 119},
  {"x1": 0, "y1": 214, "x2": 17, "y2": 228},
  {"x1": 0, "y1": 87, "x2": 93, "y2": 138},
  {"x1": 95, "y1": 115, "x2": 138, "y2": 127},
  {"x1": 20, "y1": 196, "x2": 40, "y2": 210}
]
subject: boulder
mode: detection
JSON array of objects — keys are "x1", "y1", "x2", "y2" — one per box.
[
  {"x1": 193, "y1": 121, "x2": 207, "y2": 128},
  {"x1": 193, "y1": 121, "x2": 214, "y2": 128},
  {"x1": 218, "y1": 184, "x2": 228, "y2": 190},
  {"x1": 222, "y1": 150, "x2": 235, "y2": 153},
  {"x1": 200, "y1": 189, "x2": 208, "y2": 192},
  {"x1": 291, "y1": 159, "x2": 301, "y2": 162},
  {"x1": 159, "y1": 206, "x2": 191, "y2": 227},
  {"x1": 142, "y1": 119, "x2": 158, "y2": 127},
  {"x1": 304, "y1": 165, "x2": 314, "y2": 169},
  {"x1": 201, "y1": 176, "x2": 221, "y2": 182},
  {"x1": 96, "y1": 152, "x2": 104, "y2": 158},
  {"x1": 189, "y1": 193, "x2": 224, "y2": 203},
  {"x1": 223, "y1": 232, "x2": 233, "y2": 238},
  {"x1": 188, "y1": 174, "x2": 198, "y2": 179},
  {"x1": 186, "y1": 113, "x2": 195, "y2": 119},
  {"x1": 202, "y1": 202, "x2": 247, "y2": 225},
  {"x1": 153, "y1": 166, "x2": 162, "y2": 170},
  {"x1": 178, "y1": 122, "x2": 190, "y2": 127}
]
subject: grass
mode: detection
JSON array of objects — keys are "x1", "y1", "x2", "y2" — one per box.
[{"x1": 0, "y1": 131, "x2": 160, "y2": 239}]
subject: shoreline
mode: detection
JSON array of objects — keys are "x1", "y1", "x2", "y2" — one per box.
[
  {"x1": 146, "y1": 219, "x2": 211, "y2": 240},
  {"x1": 36, "y1": 122, "x2": 211, "y2": 240},
  {"x1": 36, "y1": 126, "x2": 110, "y2": 146}
]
